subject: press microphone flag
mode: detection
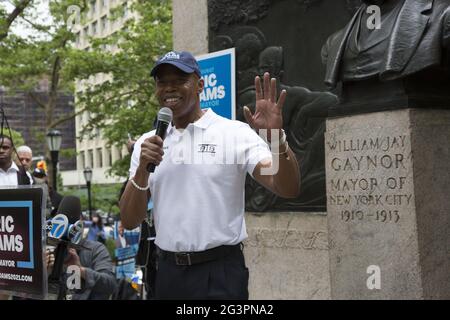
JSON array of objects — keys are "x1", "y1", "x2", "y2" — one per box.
[
  {"x1": 48, "y1": 214, "x2": 69, "y2": 239},
  {"x1": 48, "y1": 214, "x2": 84, "y2": 244},
  {"x1": 47, "y1": 195, "x2": 84, "y2": 244},
  {"x1": 147, "y1": 107, "x2": 173, "y2": 172},
  {"x1": 47, "y1": 195, "x2": 88, "y2": 299},
  {"x1": 67, "y1": 220, "x2": 84, "y2": 244}
]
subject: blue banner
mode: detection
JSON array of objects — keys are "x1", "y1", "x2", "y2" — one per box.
[
  {"x1": 0, "y1": 187, "x2": 46, "y2": 299},
  {"x1": 197, "y1": 48, "x2": 236, "y2": 120}
]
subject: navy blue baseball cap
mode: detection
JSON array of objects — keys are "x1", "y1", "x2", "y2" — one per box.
[{"x1": 150, "y1": 51, "x2": 201, "y2": 78}]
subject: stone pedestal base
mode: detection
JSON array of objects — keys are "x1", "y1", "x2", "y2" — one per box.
[
  {"x1": 244, "y1": 212, "x2": 330, "y2": 299},
  {"x1": 325, "y1": 109, "x2": 450, "y2": 299}
]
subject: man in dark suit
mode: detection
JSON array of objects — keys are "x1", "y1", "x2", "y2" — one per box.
[
  {"x1": 323, "y1": 0, "x2": 450, "y2": 87},
  {"x1": 322, "y1": 0, "x2": 450, "y2": 114}
]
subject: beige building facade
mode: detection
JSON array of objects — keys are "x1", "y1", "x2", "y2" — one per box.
[{"x1": 62, "y1": 0, "x2": 136, "y2": 186}]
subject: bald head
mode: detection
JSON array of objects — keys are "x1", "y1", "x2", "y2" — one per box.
[{"x1": 17, "y1": 145, "x2": 33, "y2": 171}]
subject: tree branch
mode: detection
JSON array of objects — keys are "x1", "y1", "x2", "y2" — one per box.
[
  {"x1": 0, "y1": 0, "x2": 33, "y2": 40},
  {"x1": 98, "y1": 88, "x2": 141, "y2": 104},
  {"x1": 49, "y1": 106, "x2": 86, "y2": 128},
  {"x1": 27, "y1": 91, "x2": 47, "y2": 109},
  {"x1": 20, "y1": 14, "x2": 52, "y2": 36}
]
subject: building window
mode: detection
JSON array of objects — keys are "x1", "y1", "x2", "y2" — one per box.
[
  {"x1": 79, "y1": 151, "x2": 85, "y2": 169},
  {"x1": 90, "y1": 0, "x2": 97, "y2": 17},
  {"x1": 92, "y1": 21, "x2": 98, "y2": 36},
  {"x1": 96, "y1": 148, "x2": 103, "y2": 168},
  {"x1": 87, "y1": 149, "x2": 94, "y2": 168},
  {"x1": 75, "y1": 32, "x2": 80, "y2": 46},
  {"x1": 105, "y1": 148, "x2": 111, "y2": 167},
  {"x1": 84, "y1": 26, "x2": 89, "y2": 39},
  {"x1": 123, "y1": 2, "x2": 129, "y2": 19},
  {"x1": 101, "y1": 15, "x2": 108, "y2": 35}
]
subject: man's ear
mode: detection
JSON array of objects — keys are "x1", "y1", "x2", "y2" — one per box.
[{"x1": 197, "y1": 78, "x2": 205, "y2": 94}]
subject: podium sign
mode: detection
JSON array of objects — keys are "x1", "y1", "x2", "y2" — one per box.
[{"x1": 0, "y1": 186, "x2": 47, "y2": 299}]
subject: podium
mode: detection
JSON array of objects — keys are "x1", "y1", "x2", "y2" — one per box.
[{"x1": 0, "y1": 186, "x2": 47, "y2": 299}]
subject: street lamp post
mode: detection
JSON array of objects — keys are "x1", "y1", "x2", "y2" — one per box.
[
  {"x1": 46, "y1": 129, "x2": 62, "y2": 192},
  {"x1": 83, "y1": 167, "x2": 93, "y2": 220}
]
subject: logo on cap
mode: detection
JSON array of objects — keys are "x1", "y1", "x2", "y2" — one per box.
[{"x1": 161, "y1": 51, "x2": 180, "y2": 61}]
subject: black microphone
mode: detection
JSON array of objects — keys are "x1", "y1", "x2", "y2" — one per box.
[
  {"x1": 147, "y1": 107, "x2": 173, "y2": 172},
  {"x1": 48, "y1": 196, "x2": 82, "y2": 294},
  {"x1": 55, "y1": 195, "x2": 82, "y2": 225},
  {"x1": 47, "y1": 196, "x2": 89, "y2": 299}
]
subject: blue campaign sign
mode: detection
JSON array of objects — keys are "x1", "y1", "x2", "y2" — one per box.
[
  {"x1": 0, "y1": 187, "x2": 47, "y2": 299},
  {"x1": 197, "y1": 48, "x2": 236, "y2": 120}
]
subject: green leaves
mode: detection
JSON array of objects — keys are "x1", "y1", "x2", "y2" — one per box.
[
  {"x1": 0, "y1": 0, "x2": 173, "y2": 179},
  {"x1": 78, "y1": 0, "x2": 173, "y2": 177}
]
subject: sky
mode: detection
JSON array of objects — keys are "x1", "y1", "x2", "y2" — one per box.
[{"x1": 2, "y1": 0, "x2": 52, "y2": 38}]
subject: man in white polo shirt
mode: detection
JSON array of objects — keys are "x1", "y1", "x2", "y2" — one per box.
[
  {"x1": 0, "y1": 135, "x2": 32, "y2": 187},
  {"x1": 120, "y1": 51, "x2": 300, "y2": 299}
]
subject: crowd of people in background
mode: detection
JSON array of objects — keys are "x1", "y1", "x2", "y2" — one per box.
[{"x1": 0, "y1": 134, "x2": 151, "y2": 300}]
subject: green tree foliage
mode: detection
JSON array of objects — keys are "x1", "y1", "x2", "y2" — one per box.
[
  {"x1": 0, "y1": 0, "x2": 93, "y2": 186},
  {"x1": 62, "y1": 183, "x2": 123, "y2": 216},
  {"x1": 77, "y1": 0, "x2": 173, "y2": 177},
  {"x1": 4, "y1": 128, "x2": 25, "y2": 147},
  {"x1": 0, "y1": 0, "x2": 33, "y2": 41},
  {"x1": 0, "y1": 0, "x2": 173, "y2": 180}
]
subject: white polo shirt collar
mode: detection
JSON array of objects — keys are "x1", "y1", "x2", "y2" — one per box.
[
  {"x1": 192, "y1": 108, "x2": 216, "y2": 129},
  {"x1": 167, "y1": 108, "x2": 217, "y2": 135}
]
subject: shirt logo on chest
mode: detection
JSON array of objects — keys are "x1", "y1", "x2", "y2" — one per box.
[{"x1": 198, "y1": 144, "x2": 217, "y2": 154}]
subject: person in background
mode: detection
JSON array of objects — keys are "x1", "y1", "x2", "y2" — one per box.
[
  {"x1": 32, "y1": 167, "x2": 63, "y2": 217},
  {"x1": 84, "y1": 212, "x2": 106, "y2": 244},
  {"x1": 32, "y1": 168, "x2": 52, "y2": 217},
  {"x1": 16, "y1": 145, "x2": 33, "y2": 172},
  {"x1": 0, "y1": 135, "x2": 32, "y2": 186},
  {"x1": 46, "y1": 196, "x2": 117, "y2": 300},
  {"x1": 115, "y1": 221, "x2": 130, "y2": 249}
]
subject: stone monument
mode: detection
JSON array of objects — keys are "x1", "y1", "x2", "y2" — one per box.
[{"x1": 324, "y1": 0, "x2": 450, "y2": 299}]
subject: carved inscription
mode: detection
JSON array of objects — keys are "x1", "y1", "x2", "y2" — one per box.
[
  {"x1": 245, "y1": 228, "x2": 329, "y2": 250},
  {"x1": 326, "y1": 133, "x2": 413, "y2": 224}
]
